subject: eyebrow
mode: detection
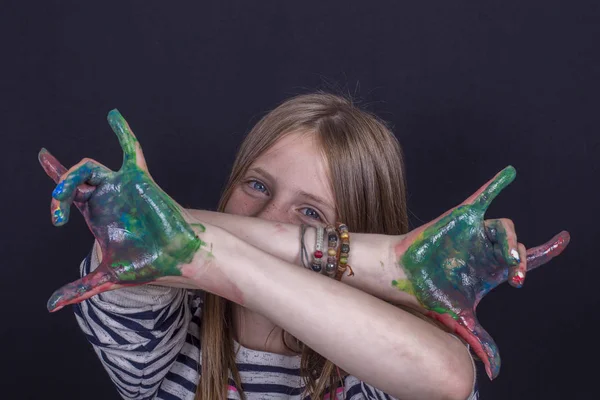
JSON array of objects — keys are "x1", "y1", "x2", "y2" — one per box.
[
  {"x1": 297, "y1": 190, "x2": 335, "y2": 211},
  {"x1": 249, "y1": 167, "x2": 276, "y2": 183},
  {"x1": 248, "y1": 167, "x2": 334, "y2": 211}
]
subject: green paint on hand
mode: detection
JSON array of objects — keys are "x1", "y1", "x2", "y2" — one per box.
[{"x1": 391, "y1": 279, "x2": 415, "y2": 296}]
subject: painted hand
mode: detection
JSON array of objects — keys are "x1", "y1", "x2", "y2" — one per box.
[
  {"x1": 392, "y1": 166, "x2": 569, "y2": 380},
  {"x1": 39, "y1": 110, "x2": 205, "y2": 312}
]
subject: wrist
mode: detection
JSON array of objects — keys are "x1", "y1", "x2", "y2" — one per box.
[
  {"x1": 179, "y1": 223, "x2": 246, "y2": 301},
  {"x1": 340, "y1": 232, "x2": 422, "y2": 308},
  {"x1": 387, "y1": 233, "x2": 432, "y2": 311}
]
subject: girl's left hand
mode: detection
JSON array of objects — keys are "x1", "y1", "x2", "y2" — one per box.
[{"x1": 392, "y1": 166, "x2": 569, "y2": 380}]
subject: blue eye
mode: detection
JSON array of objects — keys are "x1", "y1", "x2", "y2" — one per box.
[
  {"x1": 301, "y1": 207, "x2": 321, "y2": 220},
  {"x1": 248, "y1": 180, "x2": 268, "y2": 194}
]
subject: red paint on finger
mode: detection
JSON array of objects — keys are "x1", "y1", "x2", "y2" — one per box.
[
  {"x1": 509, "y1": 243, "x2": 527, "y2": 288},
  {"x1": 38, "y1": 148, "x2": 68, "y2": 182},
  {"x1": 48, "y1": 279, "x2": 116, "y2": 312},
  {"x1": 426, "y1": 312, "x2": 496, "y2": 379},
  {"x1": 509, "y1": 270, "x2": 526, "y2": 288},
  {"x1": 526, "y1": 231, "x2": 571, "y2": 271}
]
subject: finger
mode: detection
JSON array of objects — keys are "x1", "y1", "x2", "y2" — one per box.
[
  {"x1": 526, "y1": 230, "x2": 571, "y2": 272},
  {"x1": 38, "y1": 148, "x2": 96, "y2": 203},
  {"x1": 47, "y1": 267, "x2": 117, "y2": 312},
  {"x1": 484, "y1": 218, "x2": 521, "y2": 267},
  {"x1": 466, "y1": 166, "x2": 516, "y2": 213},
  {"x1": 50, "y1": 159, "x2": 111, "y2": 226},
  {"x1": 107, "y1": 109, "x2": 149, "y2": 172},
  {"x1": 38, "y1": 148, "x2": 68, "y2": 182},
  {"x1": 465, "y1": 318, "x2": 501, "y2": 380},
  {"x1": 426, "y1": 310, "x2": 501, "y2": 380},
  {"x1": 508, "y1": 243, "x2": 527, "y2": 288}
]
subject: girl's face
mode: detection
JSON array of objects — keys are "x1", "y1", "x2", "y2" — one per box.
[{"x1": 224, "y1": 132, "x2": 336, "y2": 226}]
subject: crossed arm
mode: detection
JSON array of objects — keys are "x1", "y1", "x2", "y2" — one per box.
[
  {"x1": 39, "y1": 110, "x2": 569, "y2": 400},
  {"x1": 183, "y1": 209, "x2": 419, "y2": 306}
]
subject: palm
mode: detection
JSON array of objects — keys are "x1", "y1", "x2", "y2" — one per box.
[{"x1": 39, "y1": 110, "x2": 202, "y2": 312}]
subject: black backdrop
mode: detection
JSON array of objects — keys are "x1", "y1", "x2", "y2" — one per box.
[{"x1": 2, "y1": 1, "x2": 599, "y2": 399}]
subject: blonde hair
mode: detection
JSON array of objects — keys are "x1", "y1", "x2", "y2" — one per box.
[{"x1": 197, "y1": 92, "x2": 411, "y2": 400}]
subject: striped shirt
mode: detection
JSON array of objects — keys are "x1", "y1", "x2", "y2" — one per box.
[{"x1": 74, "y1": 245, "x2": 479, "y2": 399}]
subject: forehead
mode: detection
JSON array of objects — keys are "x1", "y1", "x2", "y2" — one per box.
[{"x1": 251, "y1": 132, "x2": 333, "y2": 201}]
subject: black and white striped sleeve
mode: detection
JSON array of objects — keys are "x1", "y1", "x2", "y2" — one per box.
[{"x1": 73, "y1": 245, "x2": 191, "y2": 400}]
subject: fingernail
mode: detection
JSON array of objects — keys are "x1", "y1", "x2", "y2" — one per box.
[
  {"x1": 510, "y1": 248, "x2": 520, "y2": 264},
  {"x1": 509, "y1": 270, "x2": 525, "y2": 288},
  {"x1": 53, "y1": 207, "x2": 65, "y2": 226},
  {"x1": 47, "y1": 293, "x2": 61, "y2": 312},
  {"x1": 52, "y1": 181, "x2": 65, "y2": 198}
]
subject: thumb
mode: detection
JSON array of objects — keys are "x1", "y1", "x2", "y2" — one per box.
[
  {"x1": 107, "y1": 109, "x2": 151, "y2": 174},
  {"x1": 462, "y1": 166, "x2": 516, "y2": 212},
  {"x1": 47, "y1": 265, "x2": 119, "y2": 312},
  {"x1": 427, "y1": 310, "x2": 501, "y2": 380}
]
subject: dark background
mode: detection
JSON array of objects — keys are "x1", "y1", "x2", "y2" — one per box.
[{"x1": 2, "y1": 0, "x2": 598, "y2": 398}]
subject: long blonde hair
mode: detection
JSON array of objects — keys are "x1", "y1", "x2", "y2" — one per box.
[{"x1": 197, "y1": 92, "x2": 411, "y2": 400}]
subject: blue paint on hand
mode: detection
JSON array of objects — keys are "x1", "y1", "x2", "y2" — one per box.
[{"x1": 52, "y1": 181, "x2": 65, "y2": 198}]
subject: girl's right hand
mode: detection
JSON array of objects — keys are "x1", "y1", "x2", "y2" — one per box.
[{"x1": 39, "y1": 110, "x2": 207, "y2": 312}]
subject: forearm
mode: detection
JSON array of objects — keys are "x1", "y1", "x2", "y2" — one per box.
[
  {"x1": 181, "y1": 228, "x2": 473, "y2": 400},
  {"x1": 183, "y1": 208, "x2": 420, "y2": 308}
]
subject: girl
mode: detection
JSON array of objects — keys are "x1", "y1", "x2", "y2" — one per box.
[{"x1": 40, "y1": 92, "x2": 568, "y2": 399}]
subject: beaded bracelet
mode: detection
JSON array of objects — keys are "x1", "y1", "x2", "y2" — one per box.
[
  {"x1": 324, "y1": 225, "x2": 339, "y2": 277},
  {"x1": 335, "y1": 223, "x2": 354, "y2": 280},
  {"x1": 310, "y1": 226, "x2": 325, "y2": 273},
  {"x1": 300, "y1": 223, "x2": 352, "y2": 279}
]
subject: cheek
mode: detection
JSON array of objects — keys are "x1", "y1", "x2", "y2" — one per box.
[{"x1": 224, "y1": 188, "x2": 262, "y2": 217}]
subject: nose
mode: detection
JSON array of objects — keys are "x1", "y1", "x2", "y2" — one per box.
[{"x1": 253, "y1": 199, "x2": 293, "y2": 224}]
